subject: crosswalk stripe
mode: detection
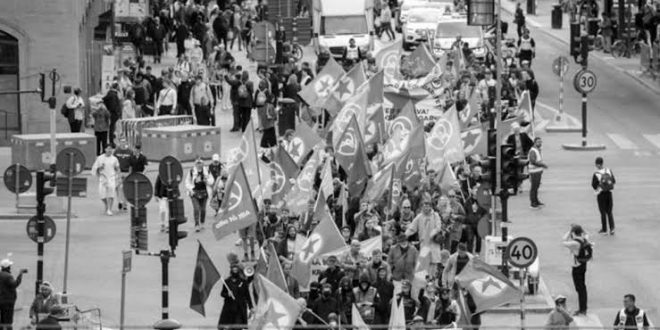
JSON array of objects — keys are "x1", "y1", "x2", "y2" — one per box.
[
  {"x1": 607, "y1": 133, "x2": 638, "y2": 150},
  {"x1": 643, "y1": 134, "x2": 660, "y2": 150}
]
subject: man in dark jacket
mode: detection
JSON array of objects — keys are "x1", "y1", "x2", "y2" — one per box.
[
  {"x1": 175, "y1": 21, "x2": 189, "y2": 59},
  {"x1": 218, "y1": 262, "x2": 252, "y2": 327},
  {"x1": 151, "y1": 17, "x2": 167, "y2": 63},
  {"x1": 225, "y1": 70, "x2": 254, "y2": 132},
  {"x1": 102, "y1": 83, "x2": 122, "y2": 145},
  {"x1": 0, "y1": 258, "x2": 27, "y2": 330},
  {"x1": 311, "y1": 283, "x2": 339, "y2": 323},
  {"x1": 318, "y1": 256, "x2": 344, "y2": 293}
]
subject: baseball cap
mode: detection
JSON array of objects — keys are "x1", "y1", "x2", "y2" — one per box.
[
  {"x1": 0, "y1": 258, "x2": 13, "y2": 268},
  {"x1": 554, "y1": 295, "x2": 567, "y2": 303}
]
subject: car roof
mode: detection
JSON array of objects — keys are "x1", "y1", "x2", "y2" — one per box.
[{"x1": 407, "y1": 7, "x2": 445, "y2": 14}]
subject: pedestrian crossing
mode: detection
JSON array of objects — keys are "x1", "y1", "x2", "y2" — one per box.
[{"x1": 606, "y1": 132, "x2": 660, "y2": 156}]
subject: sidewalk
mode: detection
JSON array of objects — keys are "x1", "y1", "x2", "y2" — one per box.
[{"x1": 500, "y1": 0, "x2": 660, "y2": 95}]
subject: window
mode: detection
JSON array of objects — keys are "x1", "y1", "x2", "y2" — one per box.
[{"x1": 321, "y1": 16, "x2": 368, "y2": 35}]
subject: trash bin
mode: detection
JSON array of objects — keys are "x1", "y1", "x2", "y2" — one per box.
[
  {"x1": 587, "y1": 17, "x2": 600, "y2": 36},
  {"x1": 552, "y1": 5, "x2": 563, "y2": 29},
  {"x1": 526, "y1": 0, "x2": 536, "y2": 15}
]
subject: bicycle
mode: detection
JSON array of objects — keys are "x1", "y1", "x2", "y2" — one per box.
[{"x1": 611, "y1": 39, "x2": 643, "y2": 57}]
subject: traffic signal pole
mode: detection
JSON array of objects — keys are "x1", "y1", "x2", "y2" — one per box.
[{"x1": 492, "y1": 0, "x2": 504, "y2": 237}]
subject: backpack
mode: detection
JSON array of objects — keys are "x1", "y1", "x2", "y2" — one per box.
[
  {"x1": 574, "y1": 238, "x2": 593, "y2": 264},
  {"x1": 60, "y1": 103, "x2": 69, "y2": 117},
  {"x1": 238, "y1": 84, "x2": 249, "y2": 98},
  {"x1": 599, "y1": 169, "x2": 614, "y2": 191}
]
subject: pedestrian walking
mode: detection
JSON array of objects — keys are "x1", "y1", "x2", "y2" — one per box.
[
  {"x1": 592, "y1": 157, "x2": 616, "y2": 235},
  {"x1": 155, "y1": 80, "x2": 177, "y2": 116},
  {"x1": 113, "y1": 138, "x2": 132, "y2": 211},
  {"x1": 561, "y1": 224, "x2": 593, "y2": 316},
  {"x1": 545, "y1": 295, "x2": 574, "y2": 330},
  {"x1": 91, "y1": 145, "x2": 120, "y2": 216},
  {"x1": 128, "y1": 145, "x2": 148, "y2": 173},
  {"x1": 102, "y1": 83, "x2": 122, "y2": 145},
  {"x1": 185, "y1": 157, "x2": 213, "y2": 232},
  {"x1": 0, "y1": 257, "x2": 27, "y2": 330},
  {"x1": 380, "y1": 5, "x2": 395, "y2": 41},
  {"x1": 613, "y1": 294, "x2": 651, "y2": 330},
  {"x1": 63, "y1": 88, "x2": 85, "y2": 133},
  {"x1": 189, "y1": 74, "x2": 214, "y2": 125},
  {"x1": 255, "y1": 79, "x2": 277, "y2": 148},
  {"x1": 514, "y1": 3, "x2": 526, "y2": 39},
  {"x1": 218, "y1": 261, "x2": 251, "y2": 328},
  {"x1": 528, "y1": 137, "x2": 547, "y2": 209},
  {"x1": 91, "y1": 104, "x2": 110, "y2": 156},
  {"x1": 517, "y1": 29, "x2": 536, "y2": 67}
]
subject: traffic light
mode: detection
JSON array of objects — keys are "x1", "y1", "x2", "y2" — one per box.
[
  {"x1": 515, "y1": 156, "x2": 530, "y2": 187},
  {"x1": 580, "y1": 35, "x2": 591, "y2": 67},
  {"x1": 36, "y1": 168, "x2": 56, "y2": 205},
  {"x1": 570, "y1": 22, "x2": 582, "y2": 63},
  {"x1": 500, "y1": 144, "x2": 517, "y2": 190},
  {"x1": 487, "y1": 128, "x2": 497, "y2": 157},
  {"x1": 477, "y1": 156, "x2": 496, "y2": 194},
  {"x1": 38, "y1": 73, "x2": 46, "y2": 102},
  {"x1": 168, "y1": 198, "x2": 187, "y2": 252},
  {"x1": 131, "y1": 206, "x2": 148, "y2": 251}
]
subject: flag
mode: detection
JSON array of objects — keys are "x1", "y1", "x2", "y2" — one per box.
[
  {"x1": 389, "y1": 298, "x2": 406, "y2": 330},
  {"x1": 287, "y1": 120, "x2": 322, "y2": 165},
  {"x1": 264, "y1": 241, "x2": 287, "y2": 293},
  {"x1": 383, "y1": 100, "x2": 426, "y2": 164},
  {"x1": 403, "y1": 43, "x2": 436, "y2": 79},
  {"x1": 352, "y1": 304, "x2": 370, "y2": 330},
  {"x1": 335, "y1": 114, "x2": 371, "y2": 196},
  {"x1": 461, "y1": 124, "x2": 487, "y2": 157},
  {"x1": 517, "y1": 90, "x2": 544, "y2": 137},
  {"x1": 255, "y1": 247, "x2": 268, "y2": 276},
  {"x1": 458, "y1": 103, "x2": 478, "y2": 129},
  {"x1": 394, "y1": 148, "x2": 424, "y2": 190},
  {"x1": 269, "y1": 146, "x2": 300, "y2": 206},
  {"x1": 311, "y1": 189, "x2": 332, "y2": 228},
  {"x1": 338, "y1": 182, "x2": 348, "y2": 228},
  {"x1": 426, "y1": 106, "x2": 465, "y2": 171},
  {"x1": 375, "y1": 41, "x2": 402, "y2": 83},
  {"x1": 284, "y1": 147, "x2": 322, "y2": 215},
  {"x1": 291, "y1": 208, "x2": 347, "y2": 287},
  {"x1": 228, "y1": 119, "x2": 261, "y2": 189},
  {"x1": 412, "y1": 245, "x2": 432, "y2": 302},
  {"x1": 321, "y1": 235, "x2": 382, "y2": 259},
  {"x1": 362, "y1": 163, "x2": 394, "y2": 204},
  {"x1": 455, "y1": 258, "x2": 521, "y2": 314},
  {"x1": 190, "y1": 241, "x2": 221, "y2": 316},
  {"x1": 320, "y1": 62, "x2": 368, "y2": 115},
  {"x1": 331, "y1": 86, "x2": 369, "y2": 148},
  {"x1": 213, "y1": 163, "x2": 259, "y2": 240},
  {"x1": 364, "y1": 70, "x2": 387, "y2": 145},
  {"x1": 456, "y1": 288, "x2": 473, "y2": 328},
  {"x1": 299, "y1": 56, "x2": 344, "y2": 109},
  {"x1": 436, "y1": 161, "x2": 458, "y2": 193},
  {"x1": 249, "y1": 274, "x2": 302, "y2": 330},
  {"x1": 319, "y1": 159, "x2": 334, "y2": 198}
]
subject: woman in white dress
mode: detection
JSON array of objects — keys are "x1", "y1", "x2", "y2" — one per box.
[{"x1": 91, "y1": 145, "x2": 121, "y2": 215}]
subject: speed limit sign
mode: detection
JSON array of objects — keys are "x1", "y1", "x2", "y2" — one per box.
[
  {"x1": 506, "y1": 237, "x2": 538, "y2": 268},
  {"x1": 574, "y1": 69, "x2": 597, "y2": 94}
]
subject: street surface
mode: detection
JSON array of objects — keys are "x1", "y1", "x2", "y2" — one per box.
[{"x1": 1, "y1": 6, "x2": 660, "y2": 329}]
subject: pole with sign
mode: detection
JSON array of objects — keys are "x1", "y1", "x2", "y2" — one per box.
[
  {"x1": 120, "y1": 250, "x2": 132, "y2": 330},
  {"x1": 562, "y1": 67, "x2": 606, "y2": 150},
  {"x1": 506, "y1": 237, "x2": 539, "y2": 330},
  {"x1": 546, "y1": 57, "x2": 581, "y2": 132},
  {"x1": 56, "y1": 147, "x2": 86, "y2": 302},
  {"x1": 3, "y1": 164, "x2": 32, "y2": 213}
]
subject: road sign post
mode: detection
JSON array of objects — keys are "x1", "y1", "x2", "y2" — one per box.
[
  {"x1": 562, "y1": 68, "x2": 606, "y2": 150},
  {"x1": 506, "y1": 237, "x2": 539, "y2": 330},
  {"x1": 546, "y1": 56, "x2": 581, "y2": 133},
  {"x1": 4, "y1": 164, "x2": 32, "y2": 213},
  {"x1": 56, "y1": 147, "x2": 86, "y2": 302},
  {"x1": 120, "y1": 250, "x2": 132, "y2": 330}
]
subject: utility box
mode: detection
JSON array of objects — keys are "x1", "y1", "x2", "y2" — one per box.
[
  {"x1": 551, "y1": 5, "x2": 563, "y2": 29},
  {"x1": 140, "y1": 125, "x2": 221, "y2": 162},
  {"x1": 11, "y1": 133, "x2": 96, "y2": 171}
]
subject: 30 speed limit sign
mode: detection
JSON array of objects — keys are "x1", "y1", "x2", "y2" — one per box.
[
  {"x1": 506, "y1": 237, "x2": 538, "y2": 268},
  {"x1": 574, "y1": 69, "x2": 597, "y2": 94}
]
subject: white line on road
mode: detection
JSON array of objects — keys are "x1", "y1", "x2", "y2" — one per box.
[
  {"x1": 606, "y1": 133, "x2": 639, "y2": 150},
  {"x1": 643, "y1": 134, "x2": 660, "y2": 150}
]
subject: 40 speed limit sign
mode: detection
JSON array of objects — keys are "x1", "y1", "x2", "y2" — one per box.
[{"x1": 506, "y1": 237, "x2": 538, "y2": 268}]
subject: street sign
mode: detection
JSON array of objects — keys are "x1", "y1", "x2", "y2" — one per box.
[
  {"x1": 4, "y1": 164, "x2": 32, "y2": 194},
  {"x1": 574, "y1": 69, "x2": 597, "y2": 94},
  {"x1": 158, "y1": 156, "x2": 183, "y2": 185},
  {"x1": 123, "y1": 173, "x2": 153, "y2": 208},
  {"x1": 56, "y1": 148, "x2": 86, "y2": 177},
  {"x1": 122, "y1": 250, "x2": 132, "y2": 273},
  {"x1": 552, "y1": 56, "x2": 570, "y2": 76},
  {"x1": 475, "y1": 182, "x2": 492, "y2": 209},
  {"x1": 506, "y1": 237, "x2": 538, "y2": 268},
  {"x1": 56, "y1": 177, "x2": 88, "y2": 197},
  {"x1": 26, "y1": 216, "x2": 56, "y2": 244}
]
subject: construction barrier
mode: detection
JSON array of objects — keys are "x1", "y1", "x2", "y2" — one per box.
[
  {"x1": 11, "y1": 133, "x2": 96, "y2": 171},
  {"x1": 117, "y1": 115, "x2": 193, "y2": 149},
  {"x1": 140, "y1": 124, "x2": 221, "y2": 162}
]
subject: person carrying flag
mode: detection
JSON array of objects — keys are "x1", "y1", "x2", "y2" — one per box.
[{"x1": 218, "y1": 261, "x2": 251, "y2": 328}]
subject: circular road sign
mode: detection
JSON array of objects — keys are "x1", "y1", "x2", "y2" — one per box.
[
  {"x1": 506, "y1": 237, "x2": 538, "y2": 268},
  {"x1": 475, "y1": 182, "x2": 492, "y2": 209},
  {"x1": 4, "y1": 164, "x2": 32, "y2": 194},
  {"x1": 552, "y1": 56, "x2": 570, "y2": 77},
  {"x1": 574, "y1": 69, "x2": 597, "y2": 94},
  {"x1": 158, "y1": 156, "x2": 183, "y2": 185},
  {"x1": 123, "y1": 173, "x2": 153, "y2": 208},
  {"x1": 56, "y1": 147, "x2": 86, "y2": 177},
  {"x1": 26, "y1": 216, "x2": 56, "y2": 244}
]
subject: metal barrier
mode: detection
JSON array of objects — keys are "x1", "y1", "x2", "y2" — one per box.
[{"x1": 639, "y1": 42, "x2": 660, "y2": 80}]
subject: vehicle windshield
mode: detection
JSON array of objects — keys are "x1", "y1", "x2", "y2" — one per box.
[
  {"x1": 407, "y1": 11, "x2": 441, "y2": 23},
  {"x1": 436, "y1": 23, "x2": 481, "y2": 38},
  {"x1": 322, "y1": 16, "x2": 368, "y2": 35}
]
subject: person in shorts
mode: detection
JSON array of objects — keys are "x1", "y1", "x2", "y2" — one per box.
[{"x1": 113, "y1": 137, "x2": 133, "y2": 211}]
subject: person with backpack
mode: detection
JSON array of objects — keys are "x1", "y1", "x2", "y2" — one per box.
[
  {"x1": 591, "y1": 156, "x2": 616, "y2": 235},
  {"x1": 562, "y1": 224, "x2": 593, "y2": 316}
]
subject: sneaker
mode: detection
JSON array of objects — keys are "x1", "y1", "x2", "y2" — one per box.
[
  {"x1": 537, "y1": 202, "x2": 545, "y2": 207},
  {"x1": 572, "y1": 310, "x2": 586, "y2": 316},
  {"x1": 106, "y1": 210, "x2": 113, "y2": 216},
  {"x1": 195, "y1": 225, "x2": 201, "y2": 232},
  {"x1": 530, "y1": 204, "x2": 539, "y2": 209},
  {"x1": 598, "y1": 230, "x2": 607, "y2": 235},
  {"x1": 609, "y1": 229, "x2": 615, "y2": 235},
  {"x1": 235, "y1": 238, "x2": 243, "y2": 246}
]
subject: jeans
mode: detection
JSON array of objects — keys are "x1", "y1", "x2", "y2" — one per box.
[
  {"x1": 530, "y1": 171, "x2": 542, "y2": 205},
  {"x1": 597, "y1": 191, "x2": 615, "y2": 231},
  {"x1": 109, "y1": 118, "x2": 119, "y2": 145},
  {"x1": 572, "y1": 263, "x2": 588, "y2": 313},
  {"x1": 95, "y1": 131, "x2": 108, "y2": 155},
  {"x1": 191, "y1": 195, "x2": 207, "y2": 226},
  {"x1": 380, "y1": 22, "x2": 395, "y2": 40},
  {"x1": 239, "y1": 106, "x2": 252, "y2": 131},
  {"x1": 231, "y1": 103, "x2": 240, "y2": 130},
  {"x1": 0, "y1": 302, "x2": 14, "y2": 330}
]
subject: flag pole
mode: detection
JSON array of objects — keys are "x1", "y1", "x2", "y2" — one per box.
[{"x1": 220, "y1": 275, "x2": 236, "y2": 300}]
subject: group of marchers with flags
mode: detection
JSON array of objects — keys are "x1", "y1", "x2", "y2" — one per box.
[{"x1": 188, "y1": 38, "x2": 543, "y2": 328}]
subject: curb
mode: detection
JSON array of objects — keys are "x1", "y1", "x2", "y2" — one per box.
[{"x1": 623, "y1": 69, "x2": 660, "y2": 96}]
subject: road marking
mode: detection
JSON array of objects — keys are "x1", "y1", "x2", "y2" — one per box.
[
  {"x1": 643, "y1": 134, "x2": 660, "y2": 150},
  {"x1": 606, "y1": 133, "x2": 638, "y2": 150},
  {"x1": 634, "y1": 150, "x2": 653, "y2": 157}
]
